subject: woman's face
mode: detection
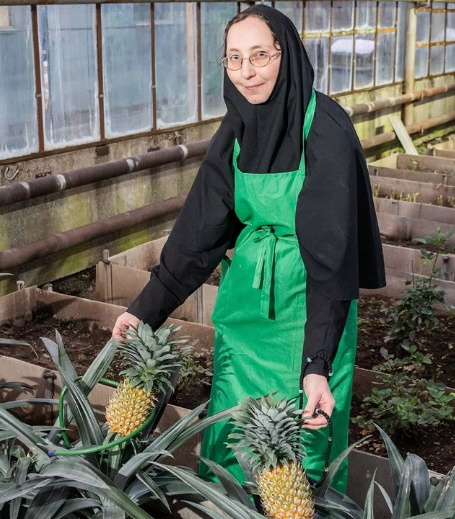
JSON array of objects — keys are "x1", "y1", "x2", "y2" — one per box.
[{"x1": 225, "y1": 16, "x2": 281, "y2": 105}]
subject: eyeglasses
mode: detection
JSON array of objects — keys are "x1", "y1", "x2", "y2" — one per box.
[{"x1": 220, "y1": 50, "x2": 281, "y2": 71}]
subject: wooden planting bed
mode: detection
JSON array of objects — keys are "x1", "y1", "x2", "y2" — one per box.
[
  {"x1": 96, "y1": 234, "x2": 455, "y2": 311},
  {"x1": 431, "y1": 137, "x2": 455, "y2": 160},
  {"x1": 0, "y1": 286, "x2": 429, "y2": 516},
  {"x1": 369, "y1": 153, "x2": 455, "y2": 174}
]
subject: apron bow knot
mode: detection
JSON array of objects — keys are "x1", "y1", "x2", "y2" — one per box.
[{"x1": 252, "y1": 225, "x2": 277, "y2": 319}]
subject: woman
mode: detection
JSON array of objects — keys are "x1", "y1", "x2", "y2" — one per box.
[{"x1": 112, "y1": 5, "x2": 385, "y2": 491}]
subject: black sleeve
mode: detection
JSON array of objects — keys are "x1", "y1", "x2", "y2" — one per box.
[
  {"x1": 302, "y1": 278, "x2": 351, "y2": 378},
  {"x1": 127, "y1": 121, "x2": 243, "y2": 330}
]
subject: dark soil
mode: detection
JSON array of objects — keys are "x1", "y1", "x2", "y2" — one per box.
[
  {"x1": 206, "y1": 264, "x2": 221, "y2": 286},
  {"x1": 0, "y1": 316, "x2": 112, "y2": 376},
  {"x1": 0, "y1": 313, "x2": 209, "y2": 409},
  {"x1": 50, "y1": 267, "x2": 97, "y2": 300},
  {"x1": 3, "y1": 286, "x2": 455, "y2": 473},
  {"x1": 381, "y1": 236, "x2": 455, "y2": 255},
  {"x1": 356, "y1": 295, "x2": 455, "y2": 387},
  {"x1": 348, "y1": 394, "x2": 455, "y2": 474}
]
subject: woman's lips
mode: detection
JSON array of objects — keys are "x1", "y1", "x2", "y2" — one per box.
[{"x1": 245, "y1": 84, "x2": 264, "y2": 91}]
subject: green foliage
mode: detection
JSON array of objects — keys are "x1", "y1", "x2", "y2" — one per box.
[
  {"x1": 385, "y1": 227, "x2": 454, "y2": 347},
  {"x1": 353, "y1": 346, "x2": 455, "y2": 435},
  {"x1": 118, "y1": 322, "x2": 185, "y2": 393},
  {"x1": 0, "y1": 324, "x2": 240, "y2": 518},
  {"x1": 385, "y1": 281, "x2": 445, "y2": 346},
  {"x1": 176, "y1": 342, "x2": 213, "y2": 393}
]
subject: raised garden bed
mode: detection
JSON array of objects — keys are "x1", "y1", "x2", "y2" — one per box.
[
  {"x1": 374, "y1": 196, "x2": 455, "y2": 223},
  {"x1": 370, "y1": 153, "x2": 455, "y2": 174},
  {"x1": 1, "y1": 286, "x2": 436, "y2": 515},
  {"x1": 430, "y1": 136, "x2": 455, "y2": 160}
]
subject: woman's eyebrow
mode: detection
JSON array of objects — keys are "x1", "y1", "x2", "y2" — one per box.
[{"x1": 227, "y1": 44, "x2": 270, "y2": 52}]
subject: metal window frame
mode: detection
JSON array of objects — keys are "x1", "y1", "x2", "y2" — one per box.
[{"x1": 1, "y1": 0, "x2": 455, "y2": 165}]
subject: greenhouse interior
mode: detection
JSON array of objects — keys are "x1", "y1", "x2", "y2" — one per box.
[{"x1": 1, "y1": 1, "x2": 455, "y2": 518}]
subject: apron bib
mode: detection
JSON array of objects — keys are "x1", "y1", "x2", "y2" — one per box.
[{"x1": 199, "y1": 90, "x2": 358, "y2": 492}]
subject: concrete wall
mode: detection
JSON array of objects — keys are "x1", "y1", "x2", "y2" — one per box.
[{"x1": 1, "y1": 80, "x2": 455, "y2": 296}]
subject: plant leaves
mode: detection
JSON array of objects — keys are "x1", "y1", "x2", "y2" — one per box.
[
  {"x1": 374, "y1": 424, "x2": 404, "y2": 500},
  {"x1": 315, "y1": 437, "x2": 371, "y2": 498},
  {"x1": 53, "y1": 498, "x2": 102, "y2": 519},
  {"x1": 24, "y1": 486, "x2": 68, "y2": 519},
  {"x1": 199, "y1": 457, "x2": 255, "y2": 509},
  {"x1": 153, "y1": 463, "x2": 264, "y2": 519}
]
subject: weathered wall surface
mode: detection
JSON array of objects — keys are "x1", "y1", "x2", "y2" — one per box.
[{"x1": 1, "y1": 80, "x2": 455, "y2": 296}]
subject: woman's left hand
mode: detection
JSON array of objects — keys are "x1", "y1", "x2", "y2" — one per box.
[{"x1": 301, "y1": 374, "x2": 334, "y2": 430}]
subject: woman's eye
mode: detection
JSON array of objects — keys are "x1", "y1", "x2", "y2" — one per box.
[
  {"x1": 255, "y1": 51, "x2": 268, "y2": 58},
  {"x1": 229, "y1": 55, "x2": 241, "y2": 62}
]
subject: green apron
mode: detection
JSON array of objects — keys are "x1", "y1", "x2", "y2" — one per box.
[{"x1": 199, "y1": 90, "x2": 358, "y2": 492}]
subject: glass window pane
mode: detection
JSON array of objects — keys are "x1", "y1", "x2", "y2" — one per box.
[
  {"x1": 378, "y1": 3, "x2": 396, "y2": 28},
  {"x1": 332, "y1": 1, "x2": 354, "y2": 31},
  {"x1": 305, "y1": 2, "x2": 330, "y2": 33},
  {"x1": 102, "y1": 4, "x2": 152, "y2": 138},
  {"x1": 446, "y1": 44, "x2": 455, "y2": 72},
  {"x1": 330, "y1": 36, "x2": 353, "y2": 93},
  {"x1": 356, "y1": 2, "x2": 376, "y2": 29},
  {"x1": 0, "y1": 7, "x2": 38, "y2": 160},
  {"x1": 415, "y1": 46, "x2": 429, "y2": 78},
  {"x1": 431, "y1": 4, "x2": 445, "y2": 42},
  {"x1": 376, "y1": 33, "x2": 395, "y2": 85},
  {"x1": 430, "y1": 45, "x2": 444, "y2": 75},
  {"x1": 395, "y1": 2, "x2": 407, "y2": 81},
  {"x1": 201, "y1": 2, "x2": 236, "y2": 120},
  {"x1": 155, "y1": 3, "x2": 197, "y2": 128},
  {"x1": 305, "y1": 37, "x2": 328, "y2": 93},
  {"x1": 354, "y1": 35, "x2": 374, "y2": 89},
  {"x1": 38, "y1": 5, "x2": 99, "y2": 150},
  {"x1": 275, "y1": 2, "x2": 302, "y2": 33},
  {"x1": 447, "y1": 5, "x2": 455, "y2": 41},
  {"x1": 416, "y1": 9, "x2": 430, "y2": 42}
]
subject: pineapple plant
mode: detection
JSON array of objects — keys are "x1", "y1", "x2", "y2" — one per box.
[
  {"x1": 106, "y1": 322, "x2": 186, "y2": 436},
  {"x1": 228, "y1": 394, "x2": 314, "y2": 519}
]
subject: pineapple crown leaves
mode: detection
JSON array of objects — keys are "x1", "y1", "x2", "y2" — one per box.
[
  {"x1": 118, "y1": 322, "x2": 186, "y2": 393},
  {"x1": 227, "y1": 394, "x2": 305, "y2": 474}
]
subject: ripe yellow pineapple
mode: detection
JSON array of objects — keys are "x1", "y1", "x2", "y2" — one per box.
[
  {"x1": 228, "y1": 394, "x2": 314, "y2": 519},
  {"x1": 106, "y1": 322, "x2": 185, "y2": 436}
]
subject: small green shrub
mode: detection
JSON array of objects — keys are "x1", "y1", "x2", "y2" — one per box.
[{"x1": 353, "y1": 346, "x2": 455, "y2": 435}]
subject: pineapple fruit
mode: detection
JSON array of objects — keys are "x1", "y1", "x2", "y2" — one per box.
[
  {"x1": 228, "y1": 394, "x2": 314, "y2": 519},
  {"x1": 106, "y1": 322, "x2": 185, "y2": 436}
]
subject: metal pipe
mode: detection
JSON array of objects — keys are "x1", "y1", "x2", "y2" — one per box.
[
  {"x1": 1, "y1": 108, "x2": 455, "y2": 270},
  {"x1": 2, "y1": 110, "x2": 455, "y2": 271},
  {"x1": 2, "y1": 81, "x2": 454, "y2": 208},
  {"x1": 404, "y1": 2, "x2": 417, "y2": 125},
  {"x1": 361, "y1": 110, "x2": 455, "y2": 149},
  {"x1": 0, "y1": 195, "x2": 185, "y2": 270},
  {"x1": 344, "y1": 83, "x2": 455, "y2": 117},
  {"x1": 0, "y1": 141, "x2": 207, "y2": 207}
]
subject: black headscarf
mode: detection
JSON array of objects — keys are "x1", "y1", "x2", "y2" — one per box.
[
  {"x1": 224, "y1": 5, "x2": 314, "y2": 173},
  {"x1": 128, "y1": 5, "x2": 385, "y2": 330}
]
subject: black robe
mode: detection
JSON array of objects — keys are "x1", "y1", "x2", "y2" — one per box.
[{"x1": 128, "y1": 6, "x2": 385, "y2": 377}]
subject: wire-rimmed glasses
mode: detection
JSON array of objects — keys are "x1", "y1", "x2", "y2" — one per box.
[{"x1": 220, "y1": 50, "x2": 281, "y2": 71}]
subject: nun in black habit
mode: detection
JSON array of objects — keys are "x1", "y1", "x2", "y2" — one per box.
[{"x1": 113, "y1": 4, "x2": 385, "y2": 490}]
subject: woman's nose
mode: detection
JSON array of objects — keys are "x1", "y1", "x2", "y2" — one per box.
[{"x1": 240, "y1": 59, "x2": 256, "y2": 79}]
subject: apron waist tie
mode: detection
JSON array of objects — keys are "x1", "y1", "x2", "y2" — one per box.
[{"x1": 252, "y1": 225, "x2": 278, "y2": 319}]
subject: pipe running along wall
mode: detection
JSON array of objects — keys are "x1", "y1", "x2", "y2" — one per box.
[
  {"x1": 1, "y1": 82, "x2": 454, "y2": 208},
  {"x1": 1, "y1": 87, "x2": 455, "y2": 270}
]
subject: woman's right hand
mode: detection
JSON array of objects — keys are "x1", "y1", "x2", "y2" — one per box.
[{"x1": 112, "y1": 312, "x2": 140, "y2": 340}]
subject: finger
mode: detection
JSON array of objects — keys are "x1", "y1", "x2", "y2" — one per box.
[
  {"x1": 303, "y1": 394, "x2": 320, "y2": 421},
  {"x1": 302, "y1": 415, "x2": 328, "y2": 428},
  {"x1": 112, "y1": 320, "x2": 128, "y2": 339},
  {"x1": 302, "y1": 423, "x2": 329, "y2": 430}
]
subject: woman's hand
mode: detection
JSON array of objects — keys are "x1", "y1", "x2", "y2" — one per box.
[
  {"x1": 301, "y1": 374, "x2": 335, "y2": 430},
  {"x1": 112, "y1": 312, "x2": 140, "y2": 340}
]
